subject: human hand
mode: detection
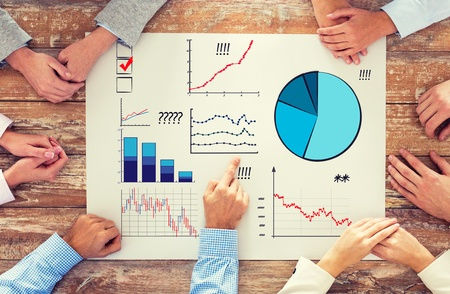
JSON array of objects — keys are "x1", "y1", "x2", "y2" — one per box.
[
  {"x1": 311, "y1": 0, "x2": 366, "y2": 64},
  {"x1": 0, "y1": 130, "x2": 62, "y2": 161},
  {"x1": 3, "y1": 148, "x2": 68, "y2": 188},
  {"x1": 387, "y1": 149, "x2": 450, "y2": 222},
  {"x1": 416, "y1": 80, "x2": 450, "y2": 140},
  {"x1": 372, "y1": 227, "x2": 435, "y2": 273},
  {"x1": 203, "y1": 157, "x2": 249, "y2": 229},
  {"x1": 5, "y1": 47, "x2": 84, "y2": 103},
  {"x1": 317, "y1": 217, "x2": 399, "y2": 277},
  {"x1": 317, "y1": 8, "x2": 397, "y2": 59},
  {"x1": 63, "y1": 214, "x2": 121, "y2": 258},
  {"x1": 58, "y1": 27, "x2": 118, "y2": 82}
]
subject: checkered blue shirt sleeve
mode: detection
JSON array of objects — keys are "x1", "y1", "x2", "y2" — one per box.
[
  {"x1": 0, "y1": 233, "x2": 83, "y2": 293},
  {"x1": 190, "y1": 228, "x2": 239, "y2": 294}
]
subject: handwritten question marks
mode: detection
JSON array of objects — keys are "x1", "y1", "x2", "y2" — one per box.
[{"x1": 158, "y1": 111, "x2": 183, "y2": 124}]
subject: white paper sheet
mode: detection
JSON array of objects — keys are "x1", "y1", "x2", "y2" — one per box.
[{"x1": 87, "y1": 33, "x2": 386, "y2": 260}]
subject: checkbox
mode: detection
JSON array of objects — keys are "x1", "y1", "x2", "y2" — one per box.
[
  {"x1": 117, "y1": 58, "x2": 133, "y2": 74},
  {"x1": 116, "y1": 77, "x2": 133, "y2": 93},
  {"x1": 116, "y1": 42, "x2": 132, "y2": 58}
]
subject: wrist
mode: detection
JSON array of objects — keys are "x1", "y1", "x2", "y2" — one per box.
[
  {"x1": 410, "y1": 249, "x2": 435, "y2": 273},
  {"x1": 5, "y1": 47, "x2": 34, "y2": 72},
  {"x1": 317, "y1": 252, "x2": 346, "y2": 277},
  {"x1": 3, "y1": 168, "x2": 20, "y2": 189},
  {"x1": 88, "y1": 27, "x2": 118, "y2": 56},
  {"x1": 374, "y1": 11, "x2": 397, "y2": 37}
]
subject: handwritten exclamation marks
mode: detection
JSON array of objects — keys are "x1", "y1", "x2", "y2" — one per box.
[
  {"x1": 216, "y1": 43, "x2": 231, "y2": 55},
  {"x1": 237, "y1": 166, "x2": 252, "y2": 180},
  {"x1": 359, "y1": 69, "x2": 372, "y2": 81}
]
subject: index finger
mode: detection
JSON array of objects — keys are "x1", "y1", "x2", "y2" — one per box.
[{"x1": 219, "y1": 157, "x2": 240, "y2": 187}]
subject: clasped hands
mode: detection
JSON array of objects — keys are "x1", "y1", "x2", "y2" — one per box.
[
  {"x1": 0, "y1": 130, "x2": 68, "y2": 189},
  {"x1": 5, "y1": 27, "x2": 117, "y2": 103}
]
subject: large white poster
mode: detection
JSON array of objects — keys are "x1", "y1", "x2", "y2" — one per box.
[{"x1": 87, "y1": 33, "x2": 386, "y2": 259}]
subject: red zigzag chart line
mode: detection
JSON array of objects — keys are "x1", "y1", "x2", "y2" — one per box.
[
  {"x1": 189, "y1": 40, "x2": 254, "y2": 91},
  {"x1": 273, "y1": 193, "x2": 353, "y2": 227}
]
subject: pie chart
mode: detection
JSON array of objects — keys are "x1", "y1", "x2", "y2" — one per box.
[{"x1": 274, "y1": 71, "x2": 361, "y2": 161}]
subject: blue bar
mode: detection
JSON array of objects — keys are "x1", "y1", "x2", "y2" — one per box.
[
  {"x1": 124, "y1": 137, "x2": 137, "y2": 182},
  {"x1": 178, "y1": 171, "x2": 193, "y2": 182},
  {"x1": 160, "y1": 159, "x2": 174, "y2": 182},
  {"x1": 142, "y1": 143, "x2": 156, "y2": 182}
]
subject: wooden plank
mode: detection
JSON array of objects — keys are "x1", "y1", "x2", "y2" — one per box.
[
  {"x1": 0, "y1": 102, "x2": 448, "y2": 156},
  {"x1": 1, "y1": 51, "x2": 448, "y2": 103},
  {"x1": 0, "y1": 260, "x2": 431, "y2": 293},
  {"x1": 1, "y1": 0, "x2": 449, "y2": 51}
]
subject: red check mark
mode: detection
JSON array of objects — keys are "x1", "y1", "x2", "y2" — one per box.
[{"x1": 120, "y1": 56, "x2": 133, "y2": 71}]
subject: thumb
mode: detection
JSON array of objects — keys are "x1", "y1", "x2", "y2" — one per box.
[
  {"x1": 438, "y1": 123, "x2": 450, "y2": 141},
  {"x1": 327, "y1": 7, "x2": 359, "y2": 20},
  {"x1": 48, "y1": 57, "x2": 72, "y2": 81},
  {"x1": 58, "y1": 49, "x2": 69, "y2": 64},
  {"x1": 25, "y1": 145, "x2": 55, "y2": 160}
]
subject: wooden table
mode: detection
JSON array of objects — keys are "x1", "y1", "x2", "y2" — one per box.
[{"x1": 0, "y1": 0, "x2": 449, "y2": 292}]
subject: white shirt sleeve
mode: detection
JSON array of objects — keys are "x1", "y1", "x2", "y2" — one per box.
[
  {"x1": 0, "y1": 114, "x2": 14, "y2": 205},
  {"x1": 381, "y1": 0, "x2": 450, "y2": 38},
  {"x1": 417, "y1": 250, "x2": 450, "y2": 294},
  {"x1": 278, "y1": 257, "x2": 335, "y2": 294}
]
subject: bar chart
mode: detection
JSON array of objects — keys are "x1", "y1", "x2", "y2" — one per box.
[{"x1": 122, "y1": 136, "x2": 194, "y2": 183}]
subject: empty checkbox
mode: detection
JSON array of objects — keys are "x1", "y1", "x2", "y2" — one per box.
[
  {"x1": 116, "y1": 42, "x2": 132, "y2": 58},
  {"x1": 116, "y1": 77, "x2": 133, "y2": 93}
]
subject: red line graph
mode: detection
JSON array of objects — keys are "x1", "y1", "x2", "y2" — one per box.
[
  {"x1": 274, "y1": 193, "x2": 352, "y2": 227},
  {"x1": 189, "y1": 40, "x2": 254, "y2": 91},
  {"x1": 122, "y1": 109, "x2": 149, "y2": 121}
]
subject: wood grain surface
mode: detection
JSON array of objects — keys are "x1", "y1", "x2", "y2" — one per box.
[{"x1": 0, "y1": 0, "x2": 448, "y2": 293}]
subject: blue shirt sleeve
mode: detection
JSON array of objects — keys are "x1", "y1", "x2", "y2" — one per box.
[
  {"x1": 382, "y1": 0, "x2": 450, "y2": 38},
  {"x1": 190, "y1": 228, "x2": 239, "y2": 294},
  {"x1": 0, "y1": 233, "x2": 83, "y2": 293}
]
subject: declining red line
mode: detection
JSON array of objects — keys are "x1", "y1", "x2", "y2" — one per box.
[
  {"x1": 122, "y1": 109, "x2": 149, "y2": 121},
  {"x1": 274, "y1": 193, "x2": 352, "y2": 227},
  {"x1": 189, "y1": 40, "x2": 254, "y2": 91}
]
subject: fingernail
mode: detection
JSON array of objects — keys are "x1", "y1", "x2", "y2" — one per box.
[
  {"x1": 388, "y1": 155, "x2": 394, "y2": 161},
  {"x1": 387, "y1": 165, "x2": 392, "y2": 170},
  {"x1": 55, "y1": 146, "x2": 63, "y2": 152},
  {"x1": 387, "y1": 175, "x2": 392, "y2": 181},
  {"x1": 66, "y1": 72, "x2": 71, "y2": 78},
  {"x1": 45, "y1": 151, "x2": 55, "y2": 159},
  {"x1": 346, "y1": 59, "x2": 351, "y2": 64},
  {"x1": 327, "y1": 13, "x2": 333, "y2": 17}
]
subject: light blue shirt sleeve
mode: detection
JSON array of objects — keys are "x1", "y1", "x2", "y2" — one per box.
[
  {"x1": 0, "y1": 233, "x2": 83, "y2": 293},
  {"x1": 190, "y1": 228, "x2": 239, "y2": 294},
  {"x1": 381, "y1": 0, "x2": 450, "y2": 38}
]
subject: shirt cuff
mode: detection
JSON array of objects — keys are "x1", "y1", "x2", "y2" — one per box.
[
  {"x1": 418, "y1": 250, "x2": 450, "y2": 292},
  {"x1": 0, "y1": 170, "x2": 14, "y2": 205},
  {"x1": 0, "y1": 113, "x2": 13, "y2": 137},
  {"x1": 381, "y1": 1, "x2": 428, "y2": 38},
  {"x1": 199, "y1": 228, "x2": 238, "y2": 259},
  {"x1": 33, "y1": 233, "x2": 83, "y2": 276},
  {"x1": 279, "y1": 257, "x2": 335, "y2": 293}
]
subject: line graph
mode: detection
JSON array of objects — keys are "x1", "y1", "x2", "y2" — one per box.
[
  {"x1": 190, "y1": 108, "x2": 258, "y2": 154},
  {"x1": 271, "y1": 167, "x2": 352, "y2": 238},
  {"x1": 186, "y1": 39, "x2": 260, "y2": 96},
  {"x1": 273, "y1": 193, "x2": 352, "y2": 227},
  {"x1": 120, "y1": 98, "x2": 151, "y2": 127},
  {"x1": 121, "y1": 187, "x2": 198, "y2": 237},
  {"x1": 122, "y1": 109, "x2": 149, "y2": 122}
]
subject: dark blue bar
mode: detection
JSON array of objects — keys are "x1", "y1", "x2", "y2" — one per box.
[
  {"x1": 124, "y1": 160, "x2": 137, "y2": 182},
  {"x1": 161, "y1": 173, "x2": 174, "y2": 182}
]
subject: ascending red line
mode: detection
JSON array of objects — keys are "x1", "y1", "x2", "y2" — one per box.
[
  {"x1": 274, "y1": 193, "x2": 352, "y2": 227},
  {"x1": 122, "y1": 109, "x2": 149, "y2": 121},
  {"x1": 189, "y1": 40, "x2": 254, "y2": 91}
]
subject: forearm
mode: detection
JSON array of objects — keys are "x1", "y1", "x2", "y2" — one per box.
[
  {"x1": 311, "y1": 0, "x2": 351, "y2": 27},
  {"x1": 0, "y1": 8, "x2": 32, "y2": 62},
  {"x1": 190, "y1": 229, "x2": 239, "y2": 294},
  {"x1": 0, "y1": 233, "x2": 82, "y2": 293}
]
